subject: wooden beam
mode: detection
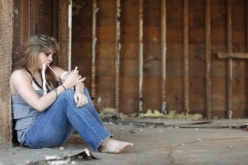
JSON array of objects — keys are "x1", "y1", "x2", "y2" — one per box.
[
  {"x1": 38, "y1": 0, "x2": 44, "y2": 34},
  {"x1": 0, "y1": 0, "x2": 13, "y2": 148},
  {"x1": 217, "y1": 52, "x2": 248, "y2": 59},
  {"x1": 30, "y1": 0, "x2": 36, "y2": 35},
  {"x1": 183, "y1": 0, "x2": 189, "y2": 115},
  {"x1": 227, "y1": 0, "x2": 233, "y2": 119},
  {"x1": 205, "y1": 0, "x2": 211, "y2": 119},
  {"x1": 52, "y1": 0, "x2": 58, "y2": 38},
  {"x1": 58, "y1": 0, "x2": 70, "y2": 70},
  {"x1": 91, "y1": 0, "x2": 98, "y2": 104},
  {"x1": 21, "y1": 0, "x2": 30, "y2": 42},
  {"x1": 138, "y1": 0, "x2": 144, "y2": 114},
  {"x1": 161, "y1": 0, "x2": 167, "y2": 114},
  {"x1": 115, "y1": 0, "x2": 121, "y2": 112}
]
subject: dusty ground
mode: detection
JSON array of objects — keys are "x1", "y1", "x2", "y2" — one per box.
[{"x1": 1, "y1": 118, "x2": 248, "y2": 165}]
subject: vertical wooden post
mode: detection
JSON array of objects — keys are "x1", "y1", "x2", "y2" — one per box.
[
  {"x1": 115, "y1": 0, "x2": 121, "y2": 112},
  {"x1": 0, "y1": 0, "x2": 13, "y2": 147},
  {"x1": 68, "y1": 0, "x2": 72, "y2": 70},
  {"x1": 161, "y1": 0, "x2": 167, "y2": 114},
  {"x1": 246, "y1": 1, "x2": 248, "y2": 117},
  {"x1": 30, "y1": 0, "x2": 36, "y2": 35},
  {"x1": 205, "y1": 0, "x2": 212, "y2": 119},
  {"x1": 138, "y1": 0, "x2": 144, "y2": 114},
  {"x1": 227, "y1": 0, "x2": 233, "y2": 119},
  {"x1": 58, "y1": 0, "x2": 70, "y2": 70},
  {"x1": 21, "y1": 0, "x2": 30, "y2": 42},
  {"x1": 52, "y1": 0, "x2": 58, "y2": 38},
  {"x1": 91, "y1": 0, "x2": 98, "y2": 104},
  {"x1": 183, "y1": 0, "x2": 189, "y2": 115}
]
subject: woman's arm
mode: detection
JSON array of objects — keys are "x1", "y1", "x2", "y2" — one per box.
[
  {"x1": 10, "y1": 68, "x2": 83, "y2": 111},
  {"x1": 10, "y1": 70, "x2": 63, "y2": 111},
  {"x1": 51, "y1": 66, "x2": 87, "y2": 107}
]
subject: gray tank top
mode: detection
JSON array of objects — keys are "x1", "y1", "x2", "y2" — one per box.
[{"x1": 12, "y1": 90, "x2": 43, "y2": 144}]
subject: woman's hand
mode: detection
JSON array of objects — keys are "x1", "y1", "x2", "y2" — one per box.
[
  {"x1": 63, "y1": 67, "x2": 85, "y2": 89},
  {"x1": 74, "y1": 91, "x2": 88, "y2": 107}
]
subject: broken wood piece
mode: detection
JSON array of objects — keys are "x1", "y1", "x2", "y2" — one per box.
[
  {"x1": 44, "y1": 148, "x2": 96, "y2": 163},
  {"x1": 68, "y1": 148, "x2": 97, "y2": 160},
  {"x1": 217, "y1": 52, "x2": 248, "y2": 59}
]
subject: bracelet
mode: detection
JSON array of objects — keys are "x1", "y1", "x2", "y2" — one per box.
[
  {"x1": 53, "y1": 88, "x2": 58, "y2": 99},
  {"x1": 60, "y1": 71, "x2": 69, "y2": 81},
  {"x1": 61, "y1": 84, "x2": 67, "y2": 91}
]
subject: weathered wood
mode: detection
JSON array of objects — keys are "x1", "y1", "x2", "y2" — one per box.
[
  {"x1": 91, "y1": 0, "x2": 98, "y2": 103},
  {"x1": 21, "y1": 0, "x2": 30, "y2": 42},
  {"x1": 138, "y1": 0, "x2": 143, "y2": 114},
  {"x1": 183, "y1": 0, "x2": 189, "y2": 115},
  {"x1": 0, "y1": 0, "x2": 13, "y2": 148},
  {"x1": 247, "y1": 1, "x2": 248, "y2": 51},
  {"x1": 205, "y1": 0, "x2": 211, "y2": 119},
  {"x1": 52, "y1": 0, "x2": 58, "y2": 37},
  {"x1": 70, "y1": 0, "x2": 248, "y2": 118},
  {"x1": 217, "y1": 52, "x2": 248, "y2": 59},
  {"x1": 115, "y1": 0, "x2": 121, "y2": 112},
  {"x1": 68, "y1": 0, "x2": 72, "y2": 70},
  {"x1": 161, "y1": 0, "x2": 167, "y2": 114},
  {"x1": 227, "y1": 0, "x2": 233, "y2": 119},
  {"x1": 58, "y1": 0, "x2": 70, "y2": 70},
  {"x1": 30, "y1": 0, "x2": 36, "y2": 35}
]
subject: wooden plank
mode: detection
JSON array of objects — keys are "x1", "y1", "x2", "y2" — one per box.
[
  {"x1": 52, "y1": 0, "x2": 58, "y2": 37},
  {"x1": 205, "y1": 0, "x2": 212, "y2": 119},
  {"x1": 183, "y1": 0, "x2": 189, "y2": 115},
  {"x1": 38, "y1": 0, "x2": 44, "y2": 34},
  {"x1": 0, "y1": 0, "x2": 13, "y2": 148},
  {"x1": 227, "y1": 0, "x2": 233, "y2": 119},
  {"x1": 58, "y1": 0, "x2": 69, "y2": 70},
  {"x1": 161, "y1": 0, "x2": 167, "y2": 114},
  {"x1": 115, "y1": 0, "x2": 121, "y2": 112},
  {"x1": 119, "y1": 77, "x2": 139, "y2": 114},
  {"x1": 30, "y1": 0, "x2": 36, "y2": 35},
  {"x1": 91, "y1": 0, "x2": 98, "y2": 103},
  {"x1": 21, "y1": 0, "x2": 30, "y2": 42},
  {"x1": 247, "y1": 0, "x2": 248, "y2": 51},
  {"x1": 120, "y1": 43, "x2": 139, "y2": 59},
  {"x1": 138, "y1": 0, "x2": 143, "y2": 114},
  {"x1": 217, "y1": 52, "x2": 248, "y2": 59}
]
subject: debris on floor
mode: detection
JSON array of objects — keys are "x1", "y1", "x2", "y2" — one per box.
[
  {"x1": 0, "y1": 147, "x2": 96, "y2": 165},
  {"x1": 44, "y1": 148, "x2": 96, "y2": 165},
  {"x1": 138, "y1": 109, "x2": 203, "y2": 120},
  {"x1": 99, "y1": 107, "x2": 128, "y2": 120}
]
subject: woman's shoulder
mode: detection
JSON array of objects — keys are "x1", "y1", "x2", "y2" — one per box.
[
  {"x1": 11, "y1": 69, "x2": 29, "y2": 78},
  {"x1": 10, "y1": 69, "x2": 31, "y2": 94},
  {"x1": 10, "y1": 69, "x2": 31, "y2": 84}
]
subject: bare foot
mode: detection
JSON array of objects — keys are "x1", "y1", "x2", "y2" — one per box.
[{"x1": 100, "y1": 138, "x2": 133, "y2": 153}]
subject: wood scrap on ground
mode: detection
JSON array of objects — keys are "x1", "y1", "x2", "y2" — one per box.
[{"x1": 138, "y1": 109, "x2": 203, "y2": 120}]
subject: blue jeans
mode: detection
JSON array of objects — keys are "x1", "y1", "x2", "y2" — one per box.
[{"x1": 24, "y1": 88, "x2": 111, "y2": 151}]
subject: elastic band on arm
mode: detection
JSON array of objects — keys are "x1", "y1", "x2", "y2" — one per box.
[{"x1": 60, "y1": 71, "x2": 69, "y2": 82}]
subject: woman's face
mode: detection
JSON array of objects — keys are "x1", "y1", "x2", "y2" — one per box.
[{"x1": 38, "y1": 49, "x2": 55, "y2": 69}]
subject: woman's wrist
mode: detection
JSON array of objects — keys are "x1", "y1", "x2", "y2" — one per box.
[
  {"x1": 61, "y1": 84, "x2": 67, "y2": 91},
  {"x1": 75, "y1": 83, "x2": 84, "y2": 93}
]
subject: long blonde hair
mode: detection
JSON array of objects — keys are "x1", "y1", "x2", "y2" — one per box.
[{"x1": 13, "y1": 34, "x2": 60, "y2": 85}]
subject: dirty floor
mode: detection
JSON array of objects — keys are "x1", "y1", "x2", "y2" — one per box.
[{"x1": 1, "y1": 118, "x2": 248, "y2": 165}]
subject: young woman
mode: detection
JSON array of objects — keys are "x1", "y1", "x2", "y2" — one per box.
[{"x1": 10, "y1": 34, "x2": 133, "y2": 153}]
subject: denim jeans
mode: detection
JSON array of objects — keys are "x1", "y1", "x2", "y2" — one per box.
[{"x1": 24, "y1": 87, "x2": 111, "y2": 151}]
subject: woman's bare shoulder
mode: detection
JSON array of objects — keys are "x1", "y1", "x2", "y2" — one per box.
[
  {"x1": 10, "y1": 70, "x2": 32, "y2": 93},
  {"x1": 11, "y1": 69, "x2": 29, "y2": 80}
]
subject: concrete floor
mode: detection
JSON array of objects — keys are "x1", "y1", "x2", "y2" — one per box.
[{"x1": 1, "y1": 118, "x2": 248, "y2": 165}]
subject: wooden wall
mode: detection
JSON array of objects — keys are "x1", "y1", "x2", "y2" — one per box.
[
  {"x1": 0, "y1": 0, "x2": 13, "y2": 147},
  {"x1": 72, "y1": 0, "x2": 248, "y2": 119}
]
